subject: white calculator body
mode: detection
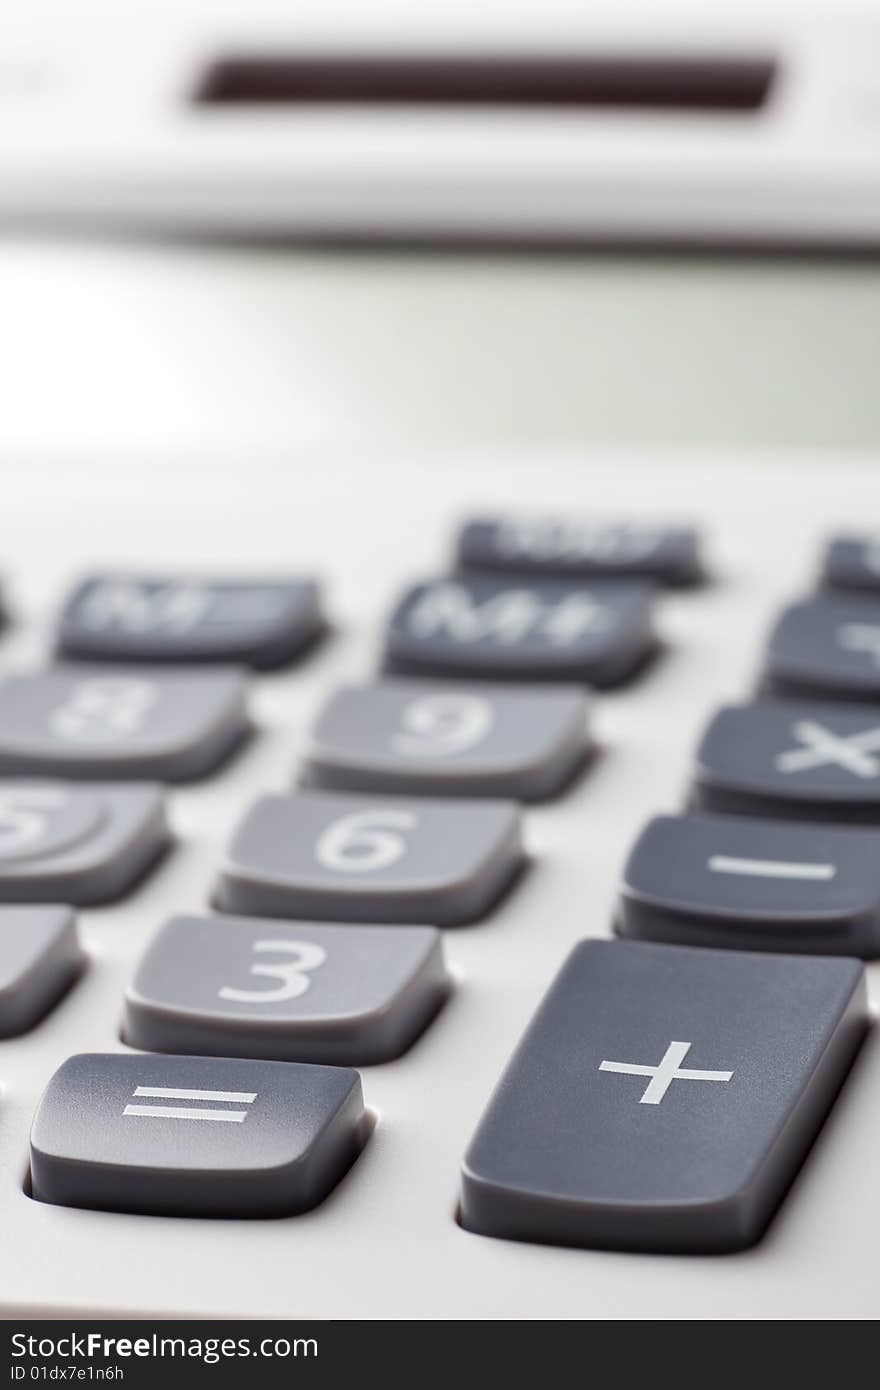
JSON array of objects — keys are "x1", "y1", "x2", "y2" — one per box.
[{"x1": 0, "y1": 0, "x2": 879, "y2": 245}]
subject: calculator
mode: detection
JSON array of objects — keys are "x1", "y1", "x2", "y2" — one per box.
[{"x1": 1, "y1": 450, "x2": 879, "y2": 1320}]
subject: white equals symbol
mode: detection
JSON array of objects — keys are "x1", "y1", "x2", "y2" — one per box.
[{"x1": 123, "y1": 1086, "x2": 257, "y2": 1123}]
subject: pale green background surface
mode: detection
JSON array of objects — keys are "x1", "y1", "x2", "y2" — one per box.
[{"x1": 0, "y1": 239, "x2": 878, "y2": 458}]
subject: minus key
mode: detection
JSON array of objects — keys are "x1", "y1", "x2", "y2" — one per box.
[{"x1": 617, "y1": 812, "x2": 880, "y2": 956}]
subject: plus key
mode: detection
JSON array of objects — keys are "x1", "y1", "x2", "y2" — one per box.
[{"x1": 460, "y1": 940, "x2": 867, "y2": 1252}]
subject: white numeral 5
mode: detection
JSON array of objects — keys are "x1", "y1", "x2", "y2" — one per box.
[
  {"x1": 219, "y1": 940, "x2": 328, "y2": 1004},
  {"x1": 315, "y1": 809, "x2": 417, "y2": 873},
  {"x1": 0, "y1": 788, "x2": 67, "y2": 854}
]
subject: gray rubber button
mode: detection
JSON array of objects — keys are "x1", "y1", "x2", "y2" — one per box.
[
  {"x1": 618, "y1": 813, "x2": 880, "y2": 956},
  {"x1": 0, "y1": 906, "x2": 83, "y2": 1037},
  {"x1": 0, "y1": 781, "x2": 169, "y2": 905},
  {"x1": 763, "y1": 595, "x2": 880, "y2": 702},
  {"x1": 0, "y1": 668, "x2": 249, "y2": 781},
  {"x1": 461, "y1": 939, "x2": 867, "y2": 1253},
  {"x1": 57, "y1": 573, "x2": 323, "y2": 669},
  {"x1": 382, "y1": 575, "x2": 656, "y2": 687},
  {"x1": 30, "y1": 1052, "x2": 367, "y2": 1218},
  {"x1": 214, "y1": 790, "x2": 523, "y2": 927},
  {"x1": 456, "y1": 517, "x2": 703, "y2": 586},
  {"x1": 691, "y1": 701, "x2": 880, "y2": 823},
  {"x1": 301, "y1": 680, "x2": 590, "y2": 801},
  {"x1": 124, "y1": 915, "x2": 448, "y2": 1064},
  {"x1": 822, "y1": 535, "x2": 880, "y2": 594}
]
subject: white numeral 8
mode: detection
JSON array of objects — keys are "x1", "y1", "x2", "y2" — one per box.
[
  {"x1": 391, "y1": 693, "x2": 494, "y2": 758},
  {"x1": 316, "y1": 809, "x2": 416, "y2": 874},
  {"x1": 50, "y1": 678, "x2": 157, "y2": 744}
]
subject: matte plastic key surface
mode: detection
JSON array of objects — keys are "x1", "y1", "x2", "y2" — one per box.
[
  {"x1": 0, "y1": 906, "x2": 83, "y2": 1036},
  {"x1": 0, "y1": 781, "x2": 168, "y2": 905},
  {"x1": 691, "y1": 700, "x2": 880, "y2": 823},
  {"x1": 763, "y1": 595, "x2": 880, "y2": 701},
  {"x1": 822, "y1": 535, "x2": 880, "y2": 594},
  {"x1": 57, "y1": 573, "x2": 323, "y2": 668},
  {"x1": 383, "y1": 575, "x2": 656, "y2": 686},
  {"x1": 30, "y1": 1052, "x2": 367, "y2": 1217},
  {"x1": 618, "y1": 813, "x2": 880, "y2": 956},
  {"x1": 301, "y1": 680, "x2": 590, "y2": 800},
  {"x1": 460, "y1": 939, "x2": 867, "y2": 1253},
  {"x1": 214, "y1": 790, "x2": 523, "y2": 926},
  {"x1": 456, "y1": 516, "x2": 702, "y2": 585},
  {"x1": 124, "y1": 915, "x2": 448, "y2": 1064},
  {"x1": 0, "y1": 669, "x2": 249, "y2": 781}
]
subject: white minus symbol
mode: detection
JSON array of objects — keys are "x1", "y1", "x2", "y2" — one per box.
[
  {"x1": 707, "y1": 855, "x2": 836, "y2": 881},
  {"x1": 123, "y1": 1105, "x2": 248, "y2": 1123}
]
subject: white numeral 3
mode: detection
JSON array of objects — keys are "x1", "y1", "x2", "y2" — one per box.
[{"x1": 219, "y1": 940, "x2": 328, "y2": 1003}]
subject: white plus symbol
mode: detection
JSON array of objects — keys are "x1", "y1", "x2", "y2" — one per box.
[{"x1": 599, "y1": 1040, "x2": 733, "y2": 1105}]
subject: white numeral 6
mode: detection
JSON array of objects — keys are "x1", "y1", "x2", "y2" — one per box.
[{"x1": 315, "y1": 809, "x2": 417, "y2": 874}]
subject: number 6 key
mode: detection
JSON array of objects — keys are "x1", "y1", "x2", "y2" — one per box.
[{"x1": 213, "y1": 790, "x2": 524, "y2": 926}]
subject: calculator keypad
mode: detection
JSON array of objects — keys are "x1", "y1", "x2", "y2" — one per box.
[
  {"x1": 214, "y1": 790, "x2": 523, "y2": 926},
  {"x1": 7, "y1": 515, "x2": 873, "y2": 1258},
  {"x1": 0, "y1": 781, "x2": 168, "y2": 904},
  {"x1": 383, "y1": 575, "x2": 656, "y2": 686},
  {"x1": 124, "y1": 915, "x2": 447, "y2": 1065},
  {"x1": 456, "y1": 517, "x2": 702, "y2": 585},
  {"x1": 763, "y1": 595, "x2": 880, "y2": 701},
  {"x1": 57, "y1": 574, "x2": 323, "y2": 669},
  {"x1": 618, "y1": 813, "x2": 880, "y2": 956},
  {"x1": 30, "y1": 1052, "x2": 367, "y2": 1218},
  {"x1": 0, "y1": 669, "x2": 248, "y2": 781},
  {"x1": 691, "y1": 701, "x2": 880, "y2": 822},
  {"x1": 301, "y1": 680, "x2": 590, "y2": 800},
  {"x1": 0, "y1": 906, "x2": 83, "y2": 1037}
]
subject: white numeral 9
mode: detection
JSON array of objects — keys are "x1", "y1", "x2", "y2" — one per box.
[
  {"x1": 219, "y1": 940, "x2": 327, "y2": 1004},
  {"x1": 391, "y1": 694, "x2": 494, "y2": 758},
  {"x1": 316, "y1": 809, "x2": 416, "y2": 874}
]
